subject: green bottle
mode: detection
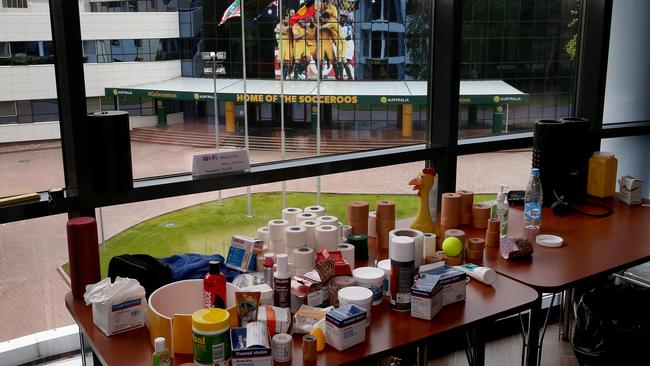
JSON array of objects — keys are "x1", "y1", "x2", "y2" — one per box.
[{"x1": 152, "y1": 337, "x2": 170, "y2": 366}]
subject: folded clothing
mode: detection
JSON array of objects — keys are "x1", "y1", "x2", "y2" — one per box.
[{"x1": 161, "y1": 253, "x2": 241, "y2": 282}]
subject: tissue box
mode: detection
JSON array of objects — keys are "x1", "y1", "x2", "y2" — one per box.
[
  {"x1": 231, "y1": 323, "x2": 272, "y2": 366},
  {"x1": 226, "y1": 235, "x2": 264, "y2": 272},
  {"x1": 325, "y1": 304, "x2": 367, "y2": 351},
  {"x1": 420, "y1": 265, "x2": 466, "y2": 306},
  {"x1": 92, "y1": 296, "x2": 145, "y2": 336},
  {"x1": 411, "y1": 274, "x2": 443, "y2": 320}
]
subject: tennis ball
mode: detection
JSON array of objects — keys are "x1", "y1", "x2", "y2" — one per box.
[{"x1": 442, "y1": 237, "x2": 463, "y2": 257}]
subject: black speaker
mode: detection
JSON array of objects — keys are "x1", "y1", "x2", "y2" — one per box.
[
  {"x1": 532, "y1": 118, "x2": 592, "y2": 206},
  {"x1": 87, "y1": 111, "x2": 133, "y2": 194}
]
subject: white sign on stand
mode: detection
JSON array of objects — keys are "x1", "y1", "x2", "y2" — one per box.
[{"x1": 192, "y1": 149, "x2": 250, "y2": 177}]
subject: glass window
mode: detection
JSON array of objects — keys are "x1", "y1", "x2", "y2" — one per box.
[
  {"x1": 96, "y1": 40, "x2": 112, "y2": 62},
  {"x1": 83, "y1": 40, "x2": 98, "y2": 63},
  {"x1": 31, "y1": 99, "x2": 60, "y2": 122},
  {"x1": 16, "y1": 100, "x2": 33, "y2": 123},
  {"x1": 2, "y1": 0, "x2": 28, "y2": 8}
]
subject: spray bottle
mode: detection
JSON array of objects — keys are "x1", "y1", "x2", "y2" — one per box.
[
  {"x1": 491, "y1": 185, "x2": 509, "y2": 238},
  {"x1": 274, "y1": 254, "x2": 291, "y2": 308}
]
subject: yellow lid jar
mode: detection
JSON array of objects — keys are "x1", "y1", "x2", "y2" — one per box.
[
  {"x1": 192, "y1": 308, "x2": 230, "y2": 366},
  {"x1": 587, "y1": 151, "x2": 618, "y2": 198}
]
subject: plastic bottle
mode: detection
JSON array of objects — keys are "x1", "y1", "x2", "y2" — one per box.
[
  {"x1": 389, "y1": 236, "x2": 415, "y2": 312},
  {"x1": 524, "y1": 168, "x2": 543, "y2": 242},
  {"x1": 203, "y1": 260, "x2": 226, "y2": 309},
  {"x1": 152, "y1": 337, "x2": 170, "y2": 366},
  {"x1": 491, "y1": 185, "x2": 509, "y2": 238},
  {"x1": 274, "y1": 254, "x2": 291, "y2": 308},
  {"x1": 263, "y1": 253, "x2": 275, "y2": 290}
]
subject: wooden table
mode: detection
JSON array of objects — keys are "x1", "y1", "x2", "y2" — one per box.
[
  {"x1": 464, "y1": 199, "x2": 650, "y2": 366},
  {"x1": 66, "y1": 275, "x2": 537, "y2": 365}
]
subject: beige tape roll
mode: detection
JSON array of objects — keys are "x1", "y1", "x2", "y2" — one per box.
[
  {"x1": 293, "y1": 247, "x2": 315, "y2": 276},
  {"x1": 315, "y1": 225, "x2": 339, "y2": 252},
  {"x1": 299, "y1": 220, "x2": 320, "y2": 250},
  {"x1": 282, "y1": 207, "x2": 303, "y2": 226},
  {"x1": 257, "y1": 226, "x2": 270, "y2": 246},
  {"x1": 268, "y1": 219, "x2": 290, "y2": 241},
  {"x1": 341, "y1": 225, "x2": 352, "y2": 241},
  {"x1": 296, "y1": 212, "x2": 317, "y2": 222},
  {"x1": 337, "y1": 243, "x2": 355, "y2": 270},
  {"x1": 284, "y1": 226, "x2": 307, "y2": 263},
  {"x1": 269, "y1": 240, "x2": 285, "y2": 255},
  {"x1": 304, "y1": 205, "x2": 326, "y2": 217},
  {"x1": 423, "y1": 233, "x2": 437, "y2": 257},
  {"x1": 317, "y1": 215, "x2": 338, "y2": 225}
]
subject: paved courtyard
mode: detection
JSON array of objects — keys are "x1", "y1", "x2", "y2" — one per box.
[{"x1": 0, "y1": 141, "x2": 532, "y2": 341}]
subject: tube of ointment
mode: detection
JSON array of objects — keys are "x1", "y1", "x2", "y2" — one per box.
[
  {"x1": 236, "y1": 291, "x2": 261, "y2": 326},
  {"x1": 455, "y1": 264, "x2": 497, "y2": 285}
]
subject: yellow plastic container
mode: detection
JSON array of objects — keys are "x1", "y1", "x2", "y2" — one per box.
[
  {"x1": 587, "y1": 151, "x2": 618, "y2": 198},
  {"x1": 192, "y1": 308, "x2": 231, "y2": 366}
]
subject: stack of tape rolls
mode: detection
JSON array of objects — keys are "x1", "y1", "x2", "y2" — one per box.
[
  {"x1": 472, "y1": 204, "x2": 491, "y2": 229},
  {"x1": 299, "y1": 220, "x2": 320, "y2": 249},
  {"x1": 376, "y1": 200, "x2": 395, "y2": 250},
  {"x1": 440, "y1": 193, "x2": 461, "y2": 228},
  {"x1": 315, "y1": 225, "x2": 339, "y2": 252},
  {"x1": 338, "y1": 286, "x2": 373, "y2": 327},
  {"x1": 268, "y1": 219, "x2": 289, "y2": 254},
  {"x1": 293, "y1": 247, "x2": 315, "y2": 276},
  {"x1": 423, "y1": 233, "x2": 437, "y2": 257},
  {"x1": 337, "y1": 243, "x2": 355, "y2": 269},
  {"x1": 443, "y1": 229, "x2": 466, "y2": 266},
  {"x1": 440, "y1": 250, "x2": 463, "y2": 266},
  {"x1": 284, "y1": 226, "x2": 307, "y2": 263},
  {"x1": 465, "y1": 238, "x2": 485, "y2": 264},
  {"x1": 444, "y1": 229, "x2": 466, "y2": 246},
  {"x1": 282, "y1": 207, "x2": 303, "y2": 225},
  {"x1": 456, "y1": 190, "x2": 474, "y2": 225},
  {"x1": 389, "y1": 228, "x2": 424, "y2": 269},
  {"x1": 485, "y1": 218, "x2": 501, "y2": 248},
  {"x1": 257, "y1": 227, "x2": 270, "y2": 246},
  {"x1": 329, "y1": 275, "x2": 356, "y2": 307},
  {"x1": 272, "y1": 333, "x2": 292, "y2": 363},
  {"x1": 317, "y1": 215, "x2": 340, "y2": 241},
  {"x1": 304, "y1": 205, "x2": 326, "y2": 217},
  {"x1": 347, "y1": 201, "x2": 369, "y2": 235},
  {"x1": 340, "y1": 225, "x2": 352, "y2": 241}
]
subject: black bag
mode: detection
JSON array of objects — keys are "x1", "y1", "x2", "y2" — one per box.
[{"x1": 108, "y1": 254, "x2": 172, "y2": 298}]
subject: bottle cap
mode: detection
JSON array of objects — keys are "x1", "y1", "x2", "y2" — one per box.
[
  {"x1": 154, "y1": 337, "x2": 166, "y2": 352},
  {"x1": 275, "y1": 254, "x2": 289, "y2": 277},
  {"x1": 530, "y1": 168, "x2": 540, "y2": 177},
  {"x1": 209, "y1": 261, "x2": 221, "y2": 275},
  {"x1": 263, "y1": 253, "x2": 275, "y2": 267}
]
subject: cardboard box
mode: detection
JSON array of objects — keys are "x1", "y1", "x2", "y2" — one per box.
[
  {"x1": 420, "y1": 265, "x2": 467, "y2": 306},
  {"x1": 231, "y1": 322, "x2": 272, "y2": 366},
  {"x1": 290, "y1": 275, "x2": 324, "y2": 313},
  {"x1": 226, "y1": 235, "x2": 264, "y2": 272},
  {"x1": 411, "y1": 274, "x2": 443, "y2": 320},
  {"x1": 325, "y1": 304, "x2": 367, "y2": 351},
  {"x1": 92, "y1": 296, "x2": 145, "y2": 336}
]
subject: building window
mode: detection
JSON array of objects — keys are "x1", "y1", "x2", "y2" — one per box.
[
  {"x1": 0, "y1": 41, "x2": 10, "y2": 66},
  {"x1": 2, "y1": 0, "x2": 28, "y2": 8},
  {"x1": 0, "y1": 101, "x2": 17, "y2": 124}
]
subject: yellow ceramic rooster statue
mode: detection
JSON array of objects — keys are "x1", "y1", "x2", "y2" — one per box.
[{"x1": 408, "y1": 168, "x2": 440, "y2": 235}]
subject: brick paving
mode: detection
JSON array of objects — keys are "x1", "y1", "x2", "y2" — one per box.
[{"x1": 0, "y1": 141, "x2": 531, "y2": 342}]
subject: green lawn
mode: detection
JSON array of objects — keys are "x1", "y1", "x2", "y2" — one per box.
[{"x1": 96, "y1": 192, "x2": 495, "y2": 277}]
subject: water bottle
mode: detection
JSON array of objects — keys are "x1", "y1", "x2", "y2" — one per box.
[{"x1": 524, "y1": 168, "x2": 543, "y2": 241}]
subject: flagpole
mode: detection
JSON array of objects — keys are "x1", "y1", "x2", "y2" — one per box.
[
  {"x1": 279, "y1": 0, "x2": 287, "y2": 209},
  {"x1": 240, "y1": 0, "x2": 253, "y2": 218},
  {"x1": 315, "y1": 0, "x2": 322, "y2": 206}
]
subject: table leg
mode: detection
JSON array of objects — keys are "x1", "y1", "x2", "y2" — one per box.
[
  {"x1": 561, "y1": 289, "x2": 574, "y2": 341},
  {"x1": 464, "y1": 324, "x2": 485, "y2": 366},
  {"x1": 526, "y1": 296, "x2": 542, "y2": 366},
  {"x1": 417, "y1": 344, "x2": 428, "y2": 366}
]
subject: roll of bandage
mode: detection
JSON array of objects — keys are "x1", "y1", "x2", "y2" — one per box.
[
  {"x1": 337, "y1": 243, "x2": 355, "y2": 270},
  {"x1": 389, "y1": 228, "x2": 425, "y2": 269},
  {"x1": 441, "y1": 193, "x2": 461, "y2": 228},
  {"x1": 423, "y1": 233, "x2": 437, "y2": 257},
  {"x1": 317, "y1": 215, "x2": 338, "y2": 226},
  {"x1": 269, "y1": 240, "x2": 284, "y2": 254},
  {"x1": 304, "y1": 205, "x2": 326, "y2": 217},
  {"x1": 299, "y1": 220, "x2": 320, "y2": 249},
  {"x1": 347, "y1": 201, "x2": 369, "y2": 235},
  {"x1": 472, "y1": 204, "x2": 491, "y2": 229},
  {"x1": 341, "y1": 225, "x2": 352, "y2": 241},
  {"x1": 315, "y1": 225, "x2": 339, "y2": 252},
  {"x1": 257, "y1": 226, "x2": 270, "y2": 246},
  {"x1": 282, "y1": 207, "x2": 303, "y2": 225},
  {"x1": 376, "y1": 200, "x2": 396, "y2": 250},
  {"x1": 293, "y1": 247, "x2": 315, "y2": 276},
  {"x1": 272, "y1": 333, "x2": 292, "y2": 363},
  {"x1": 296, "y1": 212, "x2": 317, "y2": 222},
  {"x1": 284, "y1": 226, "x2": 307, "y2": 263},
  {"x1": 467, "y1": 237, "x2": 486, "y2": 250},
  {"x1": 456, "y1": 190, "x2": 474, "y2": 225},
  {"x1": 368, "y1": 211, "x2": 377, "y2": 236},
  {"x1": 444, "y1": 229, "x2": 466, "y2": 246},
  {"x1": 268, "y1": 219, "x2": 290, "y2": 241}
]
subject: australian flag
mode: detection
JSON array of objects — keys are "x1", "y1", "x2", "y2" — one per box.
[{"x1": 250, "y1": 0, "x2": 278, "y2": 25}]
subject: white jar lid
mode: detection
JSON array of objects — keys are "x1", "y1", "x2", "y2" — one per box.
[
  {"x1": 338, "y1": 286, "x2": 372, "y2": 302},
  {"x1": 352, "y1": 267, "x2": 385, "y2": 284},
  {"x1": 377, "y1": 259, "x2": 391, "y2": 274},
  {"x1": 390, "y1": 236, "x2": 415, "y2": 262}
]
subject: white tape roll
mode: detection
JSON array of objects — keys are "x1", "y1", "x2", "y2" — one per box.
[
  {"x1": 282, "y1": 207, "x2": 303, "y2": 226},
  {"x1": 269, "y1": 240, "x2": 285, "y2": 255},
  {"x1": 368, "y1": 211, "x2": 377, "y2": 237},
  {"x1": 317, "y1": 215, "x2": 338, "y2": 225},
  {"x1": 304, "y1": 205, "x2": 326, "y2": 217},
  {"x1": 299, "y1": 220, "x2": 320, "y2": 250},
  {"x1": 272, "y1": 333, "x2": 292, "y2": 363},
  {"x1": 338, "y1": 243, "x2": 355, "y2": 270},
  {"x1": 389, "y1": 228, "x2": 424, "y2": 269},
  {"x1": 423, "y1": 233, "x2": 437, "y2": 257},
  {"x1": 296, "y1": 212, "x2": 317, "y2": 222},
  {"x1": 293, "y1": 247, "x2": 315, "y2": 276},
  {"x1": 284, "y1": 226, "x2": 307, "y2": 263},
  {"x1": 315, "y1": 225, "x2": 339, "y2": 252},
  {"x1": 268, "y1": 219, "x2": 290, "y2": 241},
  {"x1": 341, "y1": 225, "x2": 352, "y2": 241},
  {"x1": 257, "y1": 227, "x2": 270, "y2": 246}
]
